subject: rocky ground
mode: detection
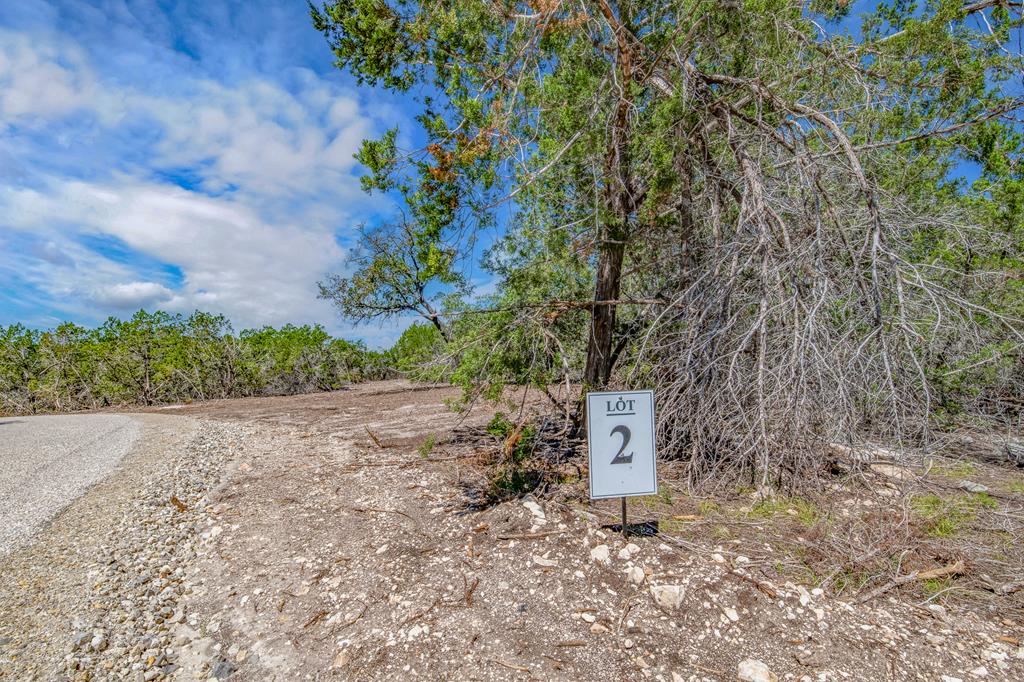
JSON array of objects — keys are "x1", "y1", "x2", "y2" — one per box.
[
  {"x1": 0, "y1": 416, "x2": 262, "y2": 681},
  {"x1": 2, "y1": 381, "x2": 1023, "y2": 681}
]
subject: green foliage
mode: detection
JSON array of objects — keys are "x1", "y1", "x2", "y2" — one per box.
[
  {"x1": 417, "y1": 433, "x2": 437, "y2": 458},
  {"x1": 921, "y1": 576, "x2": 955, "y2": 598},
  {"x1": 0, "y1": 310, "x2": 389, "y2": 414},
  {"x1": 485, "y1": 412, "x2": 536, "y2": 462},
  {"x1": 932, "y1": 460, "x2": 977, "y2": 478},
  {"x1": 698, "y1": 500, "x2": 722, "y2": 516},
  {"x1": 485, "y1": 411, "x2": 514, "y2": 438},
  {"x1": 387, "y1": 322, "x2": 446, "y2": 381},
  {"x1": 318, "y1": 218, "x2": 468, "y2": 342},
  {"x1": 831, "y1": 569, "x2": 873, "y2": 596},
  {"x1": 311, "y1": 0, "x2": 1024, "y2": 487},
  {"x1": 486, "y1": 465, "x2": 541, "y2": 501},
  {"x1": 483, "y1": 412, "x2": 542, "y2": 500},
  {"x1": 911, "y1": 492, "x2": 996, "y2": 538}
]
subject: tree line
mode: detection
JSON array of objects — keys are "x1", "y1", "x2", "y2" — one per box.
[{"x1": 0, "y1": 310, "x2": 392, "y2": 415}]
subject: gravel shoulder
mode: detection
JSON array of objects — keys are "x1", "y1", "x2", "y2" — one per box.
[
  {"x1": 0, "y1": 414, "x2": 142, "y2": 558},
  {"x1": 0, "y1": 414, "x2": 205, "y2": 680}
]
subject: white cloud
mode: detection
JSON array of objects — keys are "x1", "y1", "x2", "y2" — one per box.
[
  {"x1": 0, "y1": 31, "x2": 88, "y2": 120},
  {"x1": 91, "y1": 281, "x2": 174, "y2": 309},
  {"x1": 0, "y1": 24, "x2": 397, "y2": 335},
  {"x1": 0, "y1": 36, "x2": 372, "y2": 200},
  {"x1": 2, "y1": 177, "x2": 348, "y2": 328},
  {"x1": 0, "y1": 29, "x2": 127, "y2": 128},
  {"x1": 139, "y1": 79, "x2": 372, "y2": 199}
]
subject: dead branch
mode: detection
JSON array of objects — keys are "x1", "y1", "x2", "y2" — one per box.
[{"x1": 856, "y1": 561, "x2": 966, "y2": 604}]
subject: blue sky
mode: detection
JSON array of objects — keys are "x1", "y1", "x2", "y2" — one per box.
[
  {"x1": 1, "y1": 2, "x2": 1011, "y2": 346},
  {"x1": 0, "y1": 0, "x2": 416, "y2": 345}
]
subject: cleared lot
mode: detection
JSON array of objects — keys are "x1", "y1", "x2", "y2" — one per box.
[
  {"x1": 2, "y1": 386, "x2": 1022, "y2": 681},
  {"x1": 0, "y1": 414, "x2": 140, "y2": 557}
]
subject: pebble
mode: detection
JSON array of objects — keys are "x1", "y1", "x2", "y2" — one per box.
[
  {"x1": 523, "y1": 500, "x2": 545, "y2": 520},
  {"x1": 618, "y1": 543, "x2": 641, "y2": 560},
  {"x1": 212, "y1": 659, "x2": 237, "y2": 678},
  {"x1": 590, "y1": 544, "x2": 611, "y2": 564},
  {"x1": 738, "y1": 658, "x2": 778, "y2": 682},
  {"x1": 626, "y1": 566, "x2": 645, "y2": 585},
  {"x1": 650, "y1": 584, "x2": 685, "y2": 611},
  {"x1": 58, "y1": 423, "x2": 245, "y2": 681},
  {"x1": 958, "y1": 480, "x2": 988, "y2": 493}
]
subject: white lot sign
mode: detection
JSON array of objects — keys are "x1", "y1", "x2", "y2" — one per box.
[{"x1": 586, "y1": 390, "x2": 657, "y2": 499}]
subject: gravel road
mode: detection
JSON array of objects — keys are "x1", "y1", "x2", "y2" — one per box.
[{"x1": 0, "y1": 414, "x2": 141, "y2": 557}]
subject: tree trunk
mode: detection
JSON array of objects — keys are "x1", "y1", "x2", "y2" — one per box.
[
  {"x1": 583, "y1": 26, "x2": 633, "y2": 389},
  {"x1": 584, "y1": 236, "x2": 626, "y2": 387}
]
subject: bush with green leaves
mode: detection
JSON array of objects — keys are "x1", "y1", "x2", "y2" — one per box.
[
  {"x1": 0, "y1": 310, "x2": 390, "y2": 414},
  {"x1": 386, "y1": 322, "x2": 448, "y2": 382}
]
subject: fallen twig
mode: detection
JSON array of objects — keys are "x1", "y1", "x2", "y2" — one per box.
[
  {"x1": 303, "y1": 610, "x2": 328, "y2": 628},
  {"x1": 344, "y1": 604, "x2": 368, "y2": 627},
  {"x1": 400, "y1": 596, "x2": 440, "y2": 626},
  {"x1": 463, "y1": 574, "x2": 480, "y2": 606},
  {"x1": 617, "y1": 597, "x2": 637, "y2": 636},
  {"x1": 981, "y1": 577, "x2": 1024, "y2": 595},
  {"x1": 726, "y1": 569, "x2": 779, "y2": 599},
  {"x1": 486, "y1": 658, "x2": 531, "y2": 674},
  {"x1": 350, "y1": 506, "x2": 416, "y2": 521},
  {"x1": 341, "y1": 461, "x2": 411, "y2": 469},
  {"x1": 917, "y1": 561, "x2": 966, "y2": 581},
  {"x1": 856, "y1": 561, "x2": 966, "y2": 604},
  {"x1": 364, "y1": 427, "x2": 385, "y2": 448}
]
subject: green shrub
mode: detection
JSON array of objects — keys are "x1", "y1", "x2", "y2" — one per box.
[{"x1": 387, "y1": 323, "x2": 447, "y2": 381}]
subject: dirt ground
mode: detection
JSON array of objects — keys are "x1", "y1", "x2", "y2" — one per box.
[{"x1": 146, "y1": 381, "x2": 1024, "y2": 681}]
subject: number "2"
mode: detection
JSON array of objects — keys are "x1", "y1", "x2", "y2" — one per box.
[{"x1": 610, "y1": 425, "x2": 633, "y2": 464}]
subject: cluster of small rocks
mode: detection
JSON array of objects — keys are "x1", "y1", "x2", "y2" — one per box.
[
  {"x1": 60, "y1": 424, "x2": 244, "y2": 682},
  {"x1": 572, "y1": 508, "x2": 1024, "y2": 682}
]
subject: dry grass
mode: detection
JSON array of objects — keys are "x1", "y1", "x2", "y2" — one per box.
[{"x1": 459, "y1": 431, "x2": 1024, "y2": 615}]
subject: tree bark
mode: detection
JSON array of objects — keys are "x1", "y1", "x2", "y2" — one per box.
[
  {"x1": 584, "y1": 236, "x2": 626, "y2": 387},
  {"x1": 583, "y1": 8, "x2": 633, "y2": 389}
]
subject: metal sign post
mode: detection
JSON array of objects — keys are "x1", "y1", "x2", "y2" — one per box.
[
  {"x1": 586, "y1": 390, "x2": 658, "y2": 538},
  {"x1": 620, "y1": 496, "x2": 628, "y2": 539}
]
